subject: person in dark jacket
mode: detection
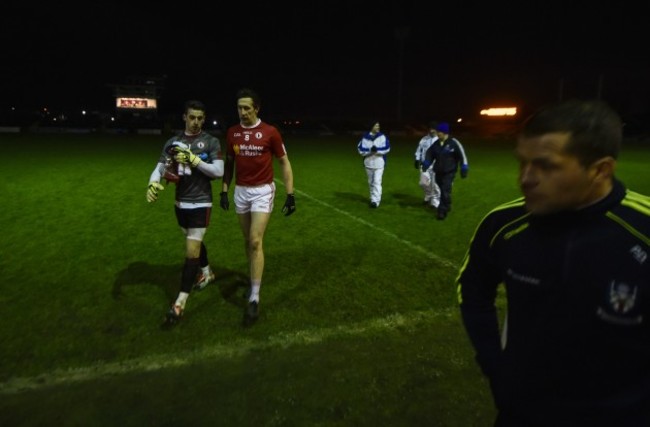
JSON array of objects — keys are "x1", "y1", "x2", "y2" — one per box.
[
  {"x1": 422, "y1": 122, "x2": 468, "y2": 219},
  {"x1": 457, "y1": 98, "x2": 650, "y2": 427}
]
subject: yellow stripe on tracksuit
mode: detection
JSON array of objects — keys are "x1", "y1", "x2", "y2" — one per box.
[
  {"x1": 608, "y1": 191, "x2": 650, "y2": 246},
  {"x1": 456, "y1": 198, "x2": 528, "y2": 304}
]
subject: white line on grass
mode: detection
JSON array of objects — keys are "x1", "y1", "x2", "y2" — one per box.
[
  {"x1": 290, "y1": 187, "x2": 458, "y2": 270},
  {"x1": 0, "y1": 187, "x2": 460, "y2": 395},
  {"x1": 0, "y1": 308, "x2": 455, "y2": 395}
]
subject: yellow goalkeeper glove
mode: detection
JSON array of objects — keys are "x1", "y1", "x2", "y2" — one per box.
[
  {"x1": 174, "y1": 147, "x2": 201, "y2": 167},
  {"x1": 146, "y1": 182, "x2": 164, "y2": 203}
]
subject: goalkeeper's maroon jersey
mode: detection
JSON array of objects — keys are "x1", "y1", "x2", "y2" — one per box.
[{"x1": 226, "y1": 120, "x2": 287, "y2": 186}]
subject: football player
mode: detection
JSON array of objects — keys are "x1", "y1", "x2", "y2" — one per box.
[{"x1": 146, "y1": 100, "x2": 224, "y2": 326}]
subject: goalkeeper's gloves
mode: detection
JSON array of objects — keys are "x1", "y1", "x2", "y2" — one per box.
[
  {"x1": 414, "y1": 160, "x2": 421, "y2": 169},
  {"x1": 370, "y1": 146, "x2": 378, "y2": 153},
  {"x1": 460, "y1": 164, "x2": 469, "y2": 179},
  {"x1": 282, "y1": 193, "x2": 296, "y2": 216},
  {"x1": 146, "y1": 182, "x2": 164, "y2": 203},
  {"x1": 174, "y1": 147, "x2": 201, "y2": 167},
  {"x1": 219, "y1": 191, "x2": 230, "y2": 211}
]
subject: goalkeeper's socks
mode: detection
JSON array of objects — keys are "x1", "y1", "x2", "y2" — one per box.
[
  {"x1": 249, "y1": 281, "x2": 261, "y2": 303},
  {"x1": 199, "y1": 243, "x2": 209, "y2": 267},
  {"x1": 181, "y1": 258, "x2": 200, "y2": 293},
  {"x1": 175, "y1": 292, "x2": 189, "y2": 309}
]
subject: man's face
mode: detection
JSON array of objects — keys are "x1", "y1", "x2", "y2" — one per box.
[
  {"x1": 237, "y1": 97, "x2": 258, "y2": 126},
  {"x1": 515, "y1": 132, "x2": 601, "y2": 215},
  {"x1": 183, "y1": 108, "x2": 205, "y2": 134}
]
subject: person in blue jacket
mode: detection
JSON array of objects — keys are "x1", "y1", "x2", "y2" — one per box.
[
  {"x1": 357, "y1": 120, "x2": 390, "y2": 208},
  {"x1": 457, "y1": 99, "x2": 650, "y2": 427},
  {"x1": 422, "y1": 122, "x2": 468, "y2": 219}
]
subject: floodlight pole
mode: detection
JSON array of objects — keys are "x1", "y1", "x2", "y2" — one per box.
[{"x1": 395, "y1": 26, "x2": 410, "y2": 122}]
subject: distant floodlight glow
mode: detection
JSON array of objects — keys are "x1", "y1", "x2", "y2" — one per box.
[{"x1": 480, "y1": 107, "x2": 517, "y2": 117}]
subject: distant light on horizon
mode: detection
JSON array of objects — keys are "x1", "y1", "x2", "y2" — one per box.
[
  {"x1": 116, "y1": 97, "x2": 157, "y2": 110},
  {"x1": 480, "y1": 107, "x2": 517, "y2": 117}
]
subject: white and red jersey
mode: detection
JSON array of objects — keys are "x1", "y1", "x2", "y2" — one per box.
[{"x1": 226, "y1": 119, "x2": 287, "y2": 186}]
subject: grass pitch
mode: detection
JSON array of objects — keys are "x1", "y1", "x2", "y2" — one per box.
[{"x1": 0, "y1": 131, "x2": 648, "y2": 426}]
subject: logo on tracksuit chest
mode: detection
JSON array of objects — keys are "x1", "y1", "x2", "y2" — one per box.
[
  {"x1": 596, "y1": 280, "x2": 643, "y2": 325},
  {"x1": 608, "y1": 281, "x2": 638, "y2": 314}
]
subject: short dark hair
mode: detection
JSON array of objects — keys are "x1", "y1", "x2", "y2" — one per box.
[
  {"x1": 184, "y1": 100, "x2": 206, "y2": 114},
  {"x1": 520, "y1": 99, "x2": 622, "y2": 166},
  {"x1": 236, "y1": 88, "x2": 261, "y2": 109}
]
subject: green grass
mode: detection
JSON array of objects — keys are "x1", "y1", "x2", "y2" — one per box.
[{"x1": 0, "y1": 132, "x2": 648, "y2": 426}]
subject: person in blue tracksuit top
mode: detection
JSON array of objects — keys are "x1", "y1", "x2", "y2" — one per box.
[
  {"x1": 457, "y1": 99, "x2": 650, "y2": 427},
  {"x1": 422, "y1": 122, "x2": 468, "y2": 219},
  {"x1": 357, "y1": 120, "x2": 390, "y2": 208}
]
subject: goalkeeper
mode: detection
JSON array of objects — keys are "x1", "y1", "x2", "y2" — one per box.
[{"x1": 146, "y1": 100, "x2": 224, "y2": 326}]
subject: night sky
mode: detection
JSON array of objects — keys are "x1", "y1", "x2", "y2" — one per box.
[{"x1": 3, "y1": 2, "x2": 649, "y2": 123}]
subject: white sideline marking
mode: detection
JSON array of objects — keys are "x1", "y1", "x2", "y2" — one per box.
[
  {"x1": 291, "y1": 187, "x2": 458, "y2": 270},
  {"x1": 0, "y1": 187, "x2": 460, "y2": 395},
  {"x1": 0, "y1": 308, "x2": 455, "y2": 394}
]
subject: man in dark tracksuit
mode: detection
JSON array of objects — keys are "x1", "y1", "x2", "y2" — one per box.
[
  {"x1": 422, "y1": 122, "x2": 468, "y2": 220},
  {"x1": 457, "y1": 99, "x2": 650, "y2": 427}
]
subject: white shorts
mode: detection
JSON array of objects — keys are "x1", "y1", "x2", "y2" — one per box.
[{"x1": 234, "y1": 182, "x2": 275, "y2": 214}]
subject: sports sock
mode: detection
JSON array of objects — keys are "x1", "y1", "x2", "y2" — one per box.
[
  {"x1": 175, "y1": 291, "x2": 189, "y2": 309},
  {"x1": 249, "y1": 280, "x2": 261, "y2": 303},
  {"x1": 181, "y1": 257, "x2": 200, "y2": 293},
  {"x1": 199, "y1": 243, "x2": 208, "y2": 268}
]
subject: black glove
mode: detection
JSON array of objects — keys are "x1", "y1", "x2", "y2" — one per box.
[
  {"x1": 414, "y1": 160, "x2": 421, "y2": 169},
  {"x1": 460, "y1": 164, "x2": 469, "y2": 179},
  {"x1": 282, "y1": 194, "x2": 296, "y2": 216},
  {"x1": 219, "y1": 191, "x2": 229, "y2": 210},
  {"x1": 370, "y1": 146, "x2": 378, "y2": 153}
]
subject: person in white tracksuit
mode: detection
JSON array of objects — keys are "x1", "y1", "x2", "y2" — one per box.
[
  {"x1": 414, "y1": 121, "x2": 441, "y2": 208},
  {"x1": 357, "y1": 120, "x2": 391, "y2": 208}
]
